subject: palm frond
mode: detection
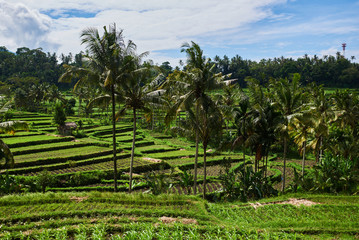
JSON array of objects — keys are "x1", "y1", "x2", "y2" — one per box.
[{"x1": 0, "y1": 121, "x2": 28, "y2": 134}]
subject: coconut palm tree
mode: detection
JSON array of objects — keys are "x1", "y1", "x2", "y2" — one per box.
[
  {"x1": 332, "y1": 90, "x2": 359, "y2": 138},
  {"x1": 307, "y1": 84, "x2": 335, "y2": 163},
  {"x1": 215, "y1": 83, "x2": 238, "y2": 131},
  {"x1": 59, "y1": 24, "x2": 136, "y2": 192},
  {"x1": 165, "y1": 42, "x2": 233, "y2": 197},
  {"x1": 289, "y1": 111, "x2": 316, "y2": 175},
  {"x1": 269, "y1": 73, "x2": 304, "y2": 192},
  {"x1": 0, "y1": 121, "x2": 28, "y2": 171},
  {"x1": 232, "y1": 90, "x2": 251, "y2": 171},
  {"x1": 117, "y1": 63, "x2": 165, "y2": 193}
]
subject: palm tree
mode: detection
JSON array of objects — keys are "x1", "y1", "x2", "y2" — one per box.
[
  {"x1": 215, "y1": 83, "x2": 238, "y2": 131},
  {"x1": 198, "y1": 97, "x2": 223, "y2": 197},
  {"x1": 118, "y1": 63, "x2": 165, "y2": 192},
  {"x1": 0, "y1": 121, "x2": 28, "y2": 171},
  {"x1": 270, "y1": 73, "x2": 304, "y2": 192},
  {"x1": 44, "y1": 85, "x2": 64, "y2": 104},
  {"x1": 59, "y1": 24, "x2": 136, "y2": 192},
  {"x1": 232, "y1": 90, "x2": 251, "y2": 171},
  {"x1": 332, "y1": 90, "x2": 359, "y2": 138},
  {"x1": 307, "y1": 84, "x2": 334, "y2": 163},
  {"x1": 165, "y1": 42, "x2": 232, "y2": 197},
  {"x1": 289, "y1": 111, "x2": 316, "y2": 175}
]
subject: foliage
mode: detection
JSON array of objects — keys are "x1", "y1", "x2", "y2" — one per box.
[
  {"x1": 145, "y1": 169, "x2": 174, "y2": 195},
  {"x1": 0, "y1": 110, "x2": 13, "y2": 122},
  {"x1": 178, "y1": 169, "x2": 194, "y2": 194},
  {"x1": 290, "y1": 154, "x2": 358, "y2": 194},
  {"x1": 218, "y1": 158, "x2": 278, "y2": 202},
  {"x1": 53, "y1": 102, "x2": 66, "y2": 126},
  {"x1": 64, "y1": 98, "x2": 76, "y2": 116},
  {"x1": 36, "y1": 170, "x2": 55, "y2": 193},
  {"x1": 213, "y1": 53, "x2": 359, "y2": 88},
  {"x1": 0, "y1": 173, "x2": 22, "y2": 195},
  {"x1": 72, "y1": 129, "x2": 87, "y2": 138}
]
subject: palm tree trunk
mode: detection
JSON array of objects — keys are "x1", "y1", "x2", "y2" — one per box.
[
  {"x1": 129, "y1": 107, "x2": 136, "y2": 193},
  {"x1": 193, "y1": 104, "x2": 199, "y2": 195},
  {"x1": 319, "y1": 136, "x2": 323, "y2": 163},
  {"x1": 152, "y1": 110, "x2": 154, "y2": 130},
  {"x1": 111, "y1": 85, "x2": 118, "y2": 192},
  {"x1": 242, "y1": 118, "x2": 246, "y2": 174},
  {"x1": 265, "y1": 146, "x2": 269, "y2": 178},
  {"x1": 78, "y1": 97, "x2": 82, "y2": 117},
  {"x1": 281, "y1": 137, "x2": 287, "y2": 192},
  {"x1": 193, "y1": 129, "x2": 199, "y2": 195},
  {"x1": 203, "y1": 144, "x2": 207, "y2": 198},
  {"x1": 302, "y1": 141, "x2": 306, "y2": 176},
  {"x1": 255, "y1": 144, "x2": 262, "y2": 173}
]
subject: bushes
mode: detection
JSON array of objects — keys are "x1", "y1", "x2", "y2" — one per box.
[
  {"x1": 0, "y1": 173, "x2": 22, "y2": 195},
  {"x1": 290, "y1": 154, "x2": 358, "y2": 194},
  {"x1": 216, "y1": 157, "x2": 278, "y2": 202},
  {"x1": 53, "y1": 102, "x2": 66, "y2": 126}
]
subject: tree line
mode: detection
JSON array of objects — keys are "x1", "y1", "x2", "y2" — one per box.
[
  {"x1": 1, "y1": 41, "x2": 358, "y2": 97},
  {"x1": 212, "y1": 53, "x2": 359, "y2": 88}
]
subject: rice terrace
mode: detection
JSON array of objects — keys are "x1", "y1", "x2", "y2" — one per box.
[{"x1": 1, "y1": 3, "x2": 359, "y2": 239}]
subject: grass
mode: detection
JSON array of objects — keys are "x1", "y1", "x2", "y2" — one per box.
[
  {"x1": 12, "y1": 141, "x2": 92, "y2": 155},
  {"x1": 14, "y1": 145, "x2": 111, "y2": 163},
  {"x1": 146, "y1": 150, "x2": 199, "y2": 160},
  {"x1": 3, "y1": 111, "x2": 357, "y2": 239},
  {"x1": 0, "y1": 131, "x2": 43, "y2": 138},
  {"x1": 29, "y1": 157, "x2": 148, "y2": 176},
  {"x1": 0, "y1": 192, "x2": 357, "y2": 239},
  {"x1": 3, "y1": 134, "x2": 69, "y2": 145}
]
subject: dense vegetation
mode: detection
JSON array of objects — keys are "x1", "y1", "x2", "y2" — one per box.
[{"x1": 0, "y1": 24, "x2": 358, "y2": 239}]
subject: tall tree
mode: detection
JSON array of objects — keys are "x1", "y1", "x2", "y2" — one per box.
[
  {"x1": 117, "y1": 64, "x2": 165, "y2": 192},
  {"x1": 289, "y1": 111, "x2": 316, "y2": 175},
  {"x1": 308, "y1": 84, "x2": 334, "y2": 163},
  {"x1": 270, "y1": 73, "x2": 304, "y2": 192},
  {"x1": 59, "y1": 24, "x2": 136, "y2": 191},
  {"x1": 233, "y1": 90, "x2": 251, "y2": 170},
  {"x1": 165, "y1": 42, "x2": 232, "y2": 197}
]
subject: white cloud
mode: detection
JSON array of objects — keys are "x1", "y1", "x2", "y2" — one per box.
[
  {"x1": 320, "y1": 47, "x2": 340, "y2": 57},
  {"x1": 0, "y1": 0, "x2": 57, "y2": 51},
  {"x1": 1, "y1": 0, "x2": 358, "y2": 65},
  {"x1": 0, "y1": 0, "x2": 287, "y2": 62}
]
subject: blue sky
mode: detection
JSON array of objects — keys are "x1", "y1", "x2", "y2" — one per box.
[{"x1": 0, "y1": 0, "x2": 358, "y2": 66}]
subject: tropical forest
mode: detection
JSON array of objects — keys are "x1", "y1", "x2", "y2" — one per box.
[{"x1": 0, "y1": 24, "x2": 358, "y2": 239}]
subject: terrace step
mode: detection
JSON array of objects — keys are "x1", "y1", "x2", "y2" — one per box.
[
  {"x1": 84, "y1": 125, "x2": 130, "y2": 134},
  {"x1": 91, "y1": 126, "x2": 133, "y2": 136},
  {"x1": 0, "y1": 132, "x2": 44, "y2": 138},
  {"x1": 12, "y1": 142, "x2": 92, "y2": 156},
  {"x1": 11, "y1": 114, "x2": 49, "y2": 119},
  {"x1": 7, "y1": 136, "x2": 74, "y2": 148},
  {"x1": 30, "y1": 122, "x2": 52, "y2": 126},
  {"x1": 16, "y1": 118, "x2": 52, "y2": 122},
  {"x1": 7, "y1": 152, "x2": 132, "y2": 175},
  {"x1": 139, "y1": 147, "x2": 179, "y2": 154},
  {"x1": 12, "y1": 148, "x2": 117, "y2": 169},
  {"x1": 117, "y1": 136, "x2": 144, "y2": 143},
  {"x1": 153, "y1": 135, "x2": 173, "y2": 139},
  {"x1": 97, "y1": 130, "x2": 143, "y2": 139},
  {"x1": 122, "y1": 141, "x2": 155, "y2": 150}
]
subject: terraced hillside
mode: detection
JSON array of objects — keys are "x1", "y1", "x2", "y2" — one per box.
[
  {"x1": 2, "y1": 111, "x2": 312, "y2": 193},
  {"x1": 0, "y1": 192, "x2": 357, "y2": 239}
]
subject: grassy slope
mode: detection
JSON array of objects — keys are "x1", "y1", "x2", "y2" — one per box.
[{"x1": 0, "y1": 192, "x2": 357, "y2": 239}]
